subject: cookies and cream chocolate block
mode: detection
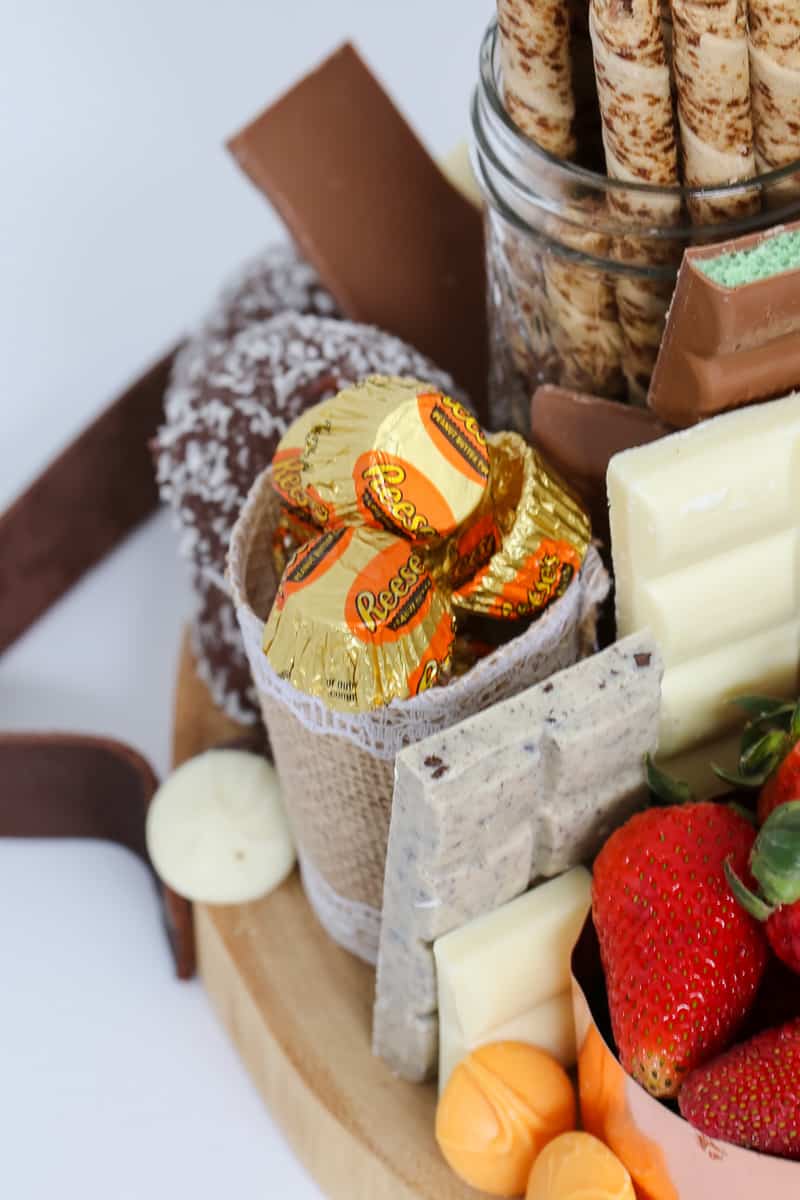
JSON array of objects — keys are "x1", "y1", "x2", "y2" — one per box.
[
  {"x1": 434, "y1": 867, "x2": 592, "y2": 1092},
  {"x1": 373, "y1": 633, "x2": 662, "y2": 1082},
  {"x1": 609, "y1": 393, "x2": 800, "y2": 764}
]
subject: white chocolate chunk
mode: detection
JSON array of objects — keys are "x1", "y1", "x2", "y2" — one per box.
[
  {"x1": 373, "y1": 632, "x2": 662, "y2": 1082},
  {"x1": 609, "y1": 393, "x2": 800, "y2": 760},
  {"x1": 434, "y1": 867, "x2": 591, "y2": 1092},
  {"x1": 440, "y1": 141, "x2": 483, "y2": 209},
  {"x1": 146, "y1": 750, "x2": 295, "y2": 904}
]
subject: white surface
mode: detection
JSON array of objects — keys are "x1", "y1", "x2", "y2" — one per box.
[{"x1": 0, "y1": 2, "x2": 492, "y2": 1196}]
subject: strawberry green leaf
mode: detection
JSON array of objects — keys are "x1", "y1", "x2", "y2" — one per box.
[
  {"x1": 791, "y1": 701, "x2": 800, "y2": 742},
  {"x1": 645, "y1": 755, "x2": 693, "y2": 806},
  {"x1": 751, "y1": 800, "x2": 800, "y2": 907},
  {"x1": 733, "y1": 696, "x2": 796, "y2": 720},
  {"x1": 724, "y1": 858, "x2": 774, "y2": 923},
  {"x1": 740, "y1": 729, "x2": 789, "y2": 776},
  {"x1": 712, "y1": 763, "x2": 772, "y2": 789}
]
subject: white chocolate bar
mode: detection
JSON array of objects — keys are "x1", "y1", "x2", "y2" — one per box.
[
  {"x1": 609, "y1": 393, "x2": 800, "y2": 761},
  {"x1": 373, "y1": 632, "x2": 662, "y2": 1082},
  {"x1": 434, "y1": 867, "x2": 592, "y2": 1092}
]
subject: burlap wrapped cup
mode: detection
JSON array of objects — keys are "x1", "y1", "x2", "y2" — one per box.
[{"x1": 228, "y1": 465, "x2": 609, "y2": 964}]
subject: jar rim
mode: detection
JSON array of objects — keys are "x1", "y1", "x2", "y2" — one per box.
[{"x1": 476, "y1": 18, "x2": 800, "y2": 208}]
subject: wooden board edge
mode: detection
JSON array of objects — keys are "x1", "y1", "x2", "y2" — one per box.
[{"x1": 196, "y1": 904, "x2": 421, "y2": 1200}]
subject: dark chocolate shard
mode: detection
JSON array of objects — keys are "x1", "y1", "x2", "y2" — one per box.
[
  {"x1": 227, "y1": 43, "x2": 488, "y2": 419},
  {"x1": 648, "y1": 222, "x2": 800, "y2": 427},
  {"x1": 0, "y1": 734, "x2": 194, "y2": 979},
  {"x1": 0, "y1": 347, "x2": 179, "y2": 655},
  {"x1": 634, "y1": 652, "x2": 652, "y2": 667},
  {"x1": 530, "y1": 385, "x2": 670, "y2": 546}
]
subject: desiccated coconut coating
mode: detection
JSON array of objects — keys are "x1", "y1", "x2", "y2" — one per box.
[
  {"x1": 155, "y1": 312, "x2": 463, "y2": 578},
  {"x1": 166, "y1": 243, "x2": 339, "y2": 397},
  {"x1": 190, "y1": 570, "x2": 260, "y2": 726}
]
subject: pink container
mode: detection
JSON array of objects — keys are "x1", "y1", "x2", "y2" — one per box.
[{"x1": 571, "y1": 918, "x2": 800, "y2": 1200}]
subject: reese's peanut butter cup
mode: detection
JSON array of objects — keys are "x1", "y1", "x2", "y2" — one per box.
[
  {"x1": 271, "y1": 507, "x2": 319, "y2": 578},
  {"x1": 271, "y1": 403, "x2": 335, "y2": 529},
  {"x1": 428, "y1": 430, "x2": 526, "y2": 592},
  {"x1": 262, "y1": 525, "x2": 455, "y2": 712},
  {"x1": 297, "y1": 376, "x2": 490, "y2": 541},
  {"x1": 452, "y1": 435, "x2": 591, "y2": 621}
]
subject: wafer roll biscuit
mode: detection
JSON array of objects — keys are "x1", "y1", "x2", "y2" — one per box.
[
  {"x1": 590, "y1": 0, "x2": 680, "y2": 401},
  {"x1": 497, "y1": 0, "x2": 577, "y2": 159},
  {"x1": 671, "y1": 0, "x2": 757, "y2": 222},
  {"x1": 748, "y1": 1, "x2": 800, "y2": 183},
  {"x1": 543, "y1": 220, "x2": 625, "y2": 396}
]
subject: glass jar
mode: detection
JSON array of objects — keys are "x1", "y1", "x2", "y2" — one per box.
[{"x1": 471, "y1": 18, "x2": 800, "y2": 436}]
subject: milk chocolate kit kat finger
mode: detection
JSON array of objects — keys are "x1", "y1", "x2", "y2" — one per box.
[{"x1": 649, "y1": 220, "x2": 800, "y2": 425}]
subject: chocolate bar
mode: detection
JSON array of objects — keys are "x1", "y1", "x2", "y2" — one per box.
[
  {"x1": 227, "y1": 43, "x2": 488, "y2": 419},
  {"x1": 0, "y1": 734, "x2": 194, "y2": 978},
  {"x1": 648, "y1": 222, "x2": 800, "y2": 426},
  {"x1": 530, "y1": 385, "x2": 670, "y2": 545}
]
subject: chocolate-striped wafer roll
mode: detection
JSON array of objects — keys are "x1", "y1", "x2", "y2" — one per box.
[
  {"x1": 671, "y1": 0, "x2": 757, "y2": 222},
  {"x1": 497, "y1": 0, "x2": 577, "y2": 158},
  {"x1": 748, "y1": 1, "x2": 800, "y2": 182},
  {"x1": 543, "y1": 220, "x2": 625, "y2": 396},
  {"x1": 590, "y1": 0, "x2": 680, "y2": 401}
]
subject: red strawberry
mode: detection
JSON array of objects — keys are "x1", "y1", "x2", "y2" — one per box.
[
  {"x1": 759, "y1": 740, "x2": 800, "y2": 826},
  {"x1": 727, "y1": 800, "x2": 800, "y2": 975},
  {"x1": 679, "y1": 1018, "x2": 800, "y2": 1158},
  {"x1": 593, "y1": 802, "x2": 768, "y2": 1099}
]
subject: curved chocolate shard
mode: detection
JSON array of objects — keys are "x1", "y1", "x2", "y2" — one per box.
[
  {"x1": 227, "y1": 43, "x2": 488, "y2": 420},
  {"x1": 0, "y1": 734, "x2": 194, "y2": 980},
  {"x1": 0, "y1": 347, "x2": 179, "y2": 655}
]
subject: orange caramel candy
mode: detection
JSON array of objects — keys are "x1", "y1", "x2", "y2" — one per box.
[
  {"x1": 526, "y1": 1132, "x2": 635, "y2": 1200},
  {"x1": 435, "y1": 1042, "x2": 576, "y2": 1197}
]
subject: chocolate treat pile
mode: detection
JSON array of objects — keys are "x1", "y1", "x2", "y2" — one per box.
[{"x1": 155, "y1": 289, "x2": 462, "y2": 723}]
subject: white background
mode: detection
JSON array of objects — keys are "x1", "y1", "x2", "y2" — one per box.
[{"x1": 0, "y1": 2, "x2": 491, "y2": 1196}]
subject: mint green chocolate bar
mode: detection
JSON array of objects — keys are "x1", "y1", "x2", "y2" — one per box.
[{"x1": 697, "y1": 229, "x2": 800, "y2": 288}]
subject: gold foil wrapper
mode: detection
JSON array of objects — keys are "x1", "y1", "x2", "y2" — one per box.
[
  {"x1": 429, "y1": 431, "x2": 526, "y2": 592},
  {"x1": 453, "y1": 433, "x2": 591, "y2": 620},
  {"x1": 275, "y1": 376, "x2": 490, "y2": 541},
  {"x1": 271, "y1": 508, "x2": 319, "y2": 579},
  {"x1": 262, "y1": 525, "x2": 455, "y2": 712}
]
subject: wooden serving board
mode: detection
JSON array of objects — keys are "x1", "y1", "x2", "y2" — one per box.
[{"x1": 173, "y1": 632, "x2": 473, "y2": 1200}]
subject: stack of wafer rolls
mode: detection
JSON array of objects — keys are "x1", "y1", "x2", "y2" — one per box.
[
  {"x1": 497, "y1": 0, "x2": 625, "y2": 400},
  {"x1": 748, "y1": 1, "x2": 800, "y2": 186},
  {"x1": 589, "y1": 0, "x2": 680, "y2": 401},
  {"x1": 671, "y1": 0, "x2": 757, "y2": 222}
]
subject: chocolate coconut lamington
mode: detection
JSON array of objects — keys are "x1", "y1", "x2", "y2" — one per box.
[{"x1": 155, "y1": 306, "x2": 463, "y2": 723}]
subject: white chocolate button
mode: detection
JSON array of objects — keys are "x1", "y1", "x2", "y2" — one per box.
[{"x1": 146, "y1": 750, "x2": 295, "y2": 904}]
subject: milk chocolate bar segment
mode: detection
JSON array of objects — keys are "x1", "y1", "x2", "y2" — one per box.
[
  {"x1": 0, "y1": 734, "x2": 194, "y2": 979},
  {"x1": 0, "y1": 347, "x2": 178, "y2": 655},
  {"x1": 530, "y1": 385, "x2": 670, "y2": 543},
  {"x1": 648, "y1": 223, "x2": 800, "y2": 425},
  {"x1": 227, "y1": 44, "x2": 488, "y2": 419}
]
